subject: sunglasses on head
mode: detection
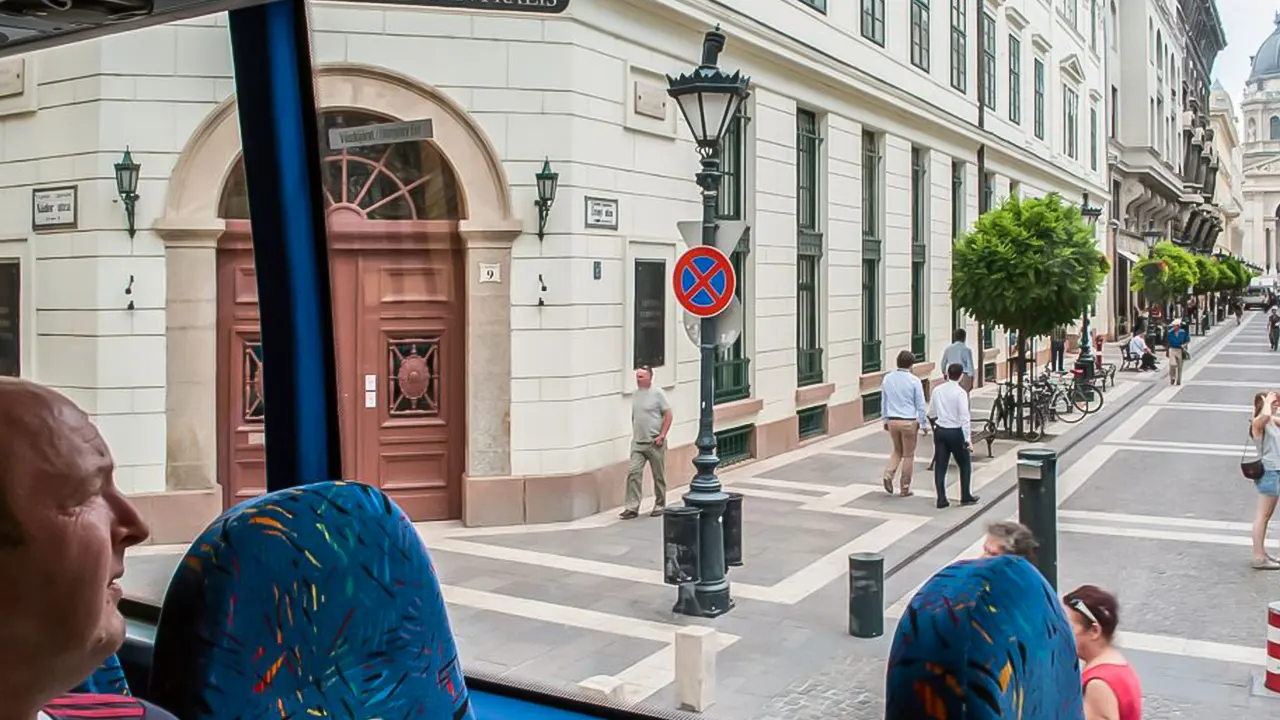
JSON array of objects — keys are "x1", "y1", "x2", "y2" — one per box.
[{"x1": 1068, "y1": 598, "x2": 1101, "y2": 627}]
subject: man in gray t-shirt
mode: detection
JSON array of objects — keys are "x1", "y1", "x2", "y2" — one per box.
[{"x1": 621, "y1": 366, "x2": 672, "y2": 519}]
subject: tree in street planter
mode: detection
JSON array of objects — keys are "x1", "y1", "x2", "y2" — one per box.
[
  {"x1": 1130, "y1": 241, "x2": 1199, "y2": 313},
  {"x1": 951, "y1": 193, "x2": 1108, "y2": 438}
]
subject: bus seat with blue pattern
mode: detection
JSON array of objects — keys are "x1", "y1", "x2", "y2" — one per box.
[
  {"x1": 146, "y1": 480, "x2": 473, "y2": 719},
  {"x1": 71, "y1": 654, "x2": 129, "y2": 695},
  {"x1": 885, "y1": 554, "x2": 1083, "y2": 720}
]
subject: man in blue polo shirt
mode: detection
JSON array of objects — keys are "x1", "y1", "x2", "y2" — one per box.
[{"x1": 1166, "y1": 318, "x2": 1189, "y2": 386}]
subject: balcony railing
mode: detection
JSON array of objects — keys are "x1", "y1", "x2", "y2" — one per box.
[
  {"x1": 713, "y1": 356, "x2": 751, "y2": 404},
  {"x1": 798, "y1": 348, "x2": 824, "y2": 387}
]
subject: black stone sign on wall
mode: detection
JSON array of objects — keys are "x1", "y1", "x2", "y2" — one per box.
[{"x1": 634, "y1": 259, "x2": 666, "y2": 370}]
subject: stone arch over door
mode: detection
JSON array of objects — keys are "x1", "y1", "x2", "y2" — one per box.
[{"x1": 156, "y1": 64, "x2": 520, "y2": 532}]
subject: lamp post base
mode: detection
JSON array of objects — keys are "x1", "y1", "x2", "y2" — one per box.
[{"x1": 680, "y1": 488, "x2": 733, "y2": 618}]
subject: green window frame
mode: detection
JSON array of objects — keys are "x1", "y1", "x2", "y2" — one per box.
[
  {"x1": 950, "y1": 160, "x2": 965, "y2": 336},
  {"x1": 910, "y1": 147, "x2": 928, "y2": 361},
  {"x1": 862, "y1": 0, "x2": 885, "y2": 46},
  {"x1": 862, "y1": 130, "x2": 882, "y2": 374},
  {"x1": 950, "y1": 0, "x2": 967, "y2": 93},
  {"x1": 1034, "y1": 58, "x2": 1045, "y2": 139},
  {"x1": 981, "y1": 12, "x2": 996, "y2": 109},
  {"x1": 911, "y1": 0, "x2": 930, "y2": 71},
  {"x1": 797, "y1": 109, "x2": 824, "y2": 387},
  {"x1": 1064, "y1": 85, "x2": 1078, "y2": 159},
  {"x1": 1089, "y1": 106, "x2": 1098, "y2": 171},
  {"x1": 1009, "y1": 35, "x2": 1021, "y2": 124},
  {"x1": 714, "y1": 108, "x2": 752, "y2": 404}
]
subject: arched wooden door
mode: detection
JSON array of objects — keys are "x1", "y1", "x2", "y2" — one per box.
[{"x1": 216, "y1": 110, "x2": 466, "y2": 521}]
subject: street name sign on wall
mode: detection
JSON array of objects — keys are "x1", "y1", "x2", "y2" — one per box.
[{"x1": 328, "y1": 120, "x2": 433, "y2": 150}]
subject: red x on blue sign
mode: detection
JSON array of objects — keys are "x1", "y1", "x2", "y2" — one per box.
[{"x1": 673, "y1": 246, "x2": 736, "y2": 318}]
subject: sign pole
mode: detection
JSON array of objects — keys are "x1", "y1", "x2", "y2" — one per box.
[{"x1": 677, "y1": 147, "x2": 733, "y2": 618}]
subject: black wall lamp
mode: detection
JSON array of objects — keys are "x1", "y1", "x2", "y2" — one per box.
[
  {"x1": 1080, "y1": 192, "x2": 1103, "y2": 225},
  {"x1": 534, "y1": 158, "x2": 559, "y2": 241},
  {"x1": 114, "y1": 148, "x2": 141, "y2": 238}
]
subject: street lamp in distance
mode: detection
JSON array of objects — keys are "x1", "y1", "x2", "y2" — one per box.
[
  {"x1": 664, "y1": 26, "x2": 751, "y2": 619},
  {"x1": 1074, "y1": 193, "x2": 1102, "y2": 385}
]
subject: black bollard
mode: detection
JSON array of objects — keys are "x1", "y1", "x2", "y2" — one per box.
[
  {"x1": 1016, "y1": 447, "x2": 1059, "y2": 589},
  {"x1": 723, "y1": 492, "x2": 743, "y2": 568},
  {"x1": 848, "y1": 552, "x2": 884, "y2": 638}
]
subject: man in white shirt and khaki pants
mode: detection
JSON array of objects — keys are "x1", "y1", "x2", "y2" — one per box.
[{"x1": 930, "y1": 363, "x2": 980, "y2": 510}]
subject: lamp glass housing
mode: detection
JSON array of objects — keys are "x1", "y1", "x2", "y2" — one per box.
[
  {"x1": 114, "y1": 148, "x2": 140, "y2": 198},
  {"x1": 535, "y1": 158, "x2": 558, "y2": 207}
]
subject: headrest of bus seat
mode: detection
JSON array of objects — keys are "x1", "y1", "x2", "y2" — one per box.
[
  {"x1": 884, "y1": 554, "x2": 1083, "y2": 720},
  {"x1": 71, "y1": 654, "x2": 129, "y2": 695},
  {"x1": 147, "y1": 480, "x2": 472, "y2": 720}
]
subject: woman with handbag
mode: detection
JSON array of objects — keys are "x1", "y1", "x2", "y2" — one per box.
[{"x1": 1247, "y1": 391, "x2": 1280, "y2": 569}]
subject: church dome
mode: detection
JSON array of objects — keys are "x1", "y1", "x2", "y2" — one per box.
[{"x1": 1250, "y1": 15, "x2": 1280, "y2": 82}]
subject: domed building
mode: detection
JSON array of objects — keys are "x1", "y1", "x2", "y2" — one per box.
[{"x1": 1241, "y1": 14, "x2": 1280, "y2": 274}]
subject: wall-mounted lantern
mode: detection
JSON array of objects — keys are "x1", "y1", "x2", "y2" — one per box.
[
  {"x1": 534, "y1": 158, "x2": 558, "y2": 241},
  {"x1": 114, "y1": 148, "x2": 141, "y2": 238},
  {"x1": 1080, "y1": 192, "x2": 1103, "y2": 226},
  {"x1": 1142, "y1": 221, "x2": 1162, "y2": 251}
]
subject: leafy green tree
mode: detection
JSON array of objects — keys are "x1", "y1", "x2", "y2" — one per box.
[
  {"x1": 951, "y1": 193, "x2": 1108, "y2": 434},
  {"x1": 1192, "y1": 255, "x2": 1219, "y2": 293},
  {"x1": 1130, "y1": 241, "x2": 1198, "y2": 304}
]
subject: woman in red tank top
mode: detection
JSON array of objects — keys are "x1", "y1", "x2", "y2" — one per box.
[{"x1": 1064, "y1": 585, "x2": 1143, "y2": 720}]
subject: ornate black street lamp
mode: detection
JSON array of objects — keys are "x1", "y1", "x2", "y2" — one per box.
[
  {"x1": 665, "y1": 26, "x2": 750, "y2": 618},
  {"x1": 1142, "y1": 221, "x2": 1162, "y2": 251},
  {"x1": 534, "y1": 158, "x2": 558, "y2": 241},
  {"x1": 1074, "y1": 193, "x2": 1103, "y2": 383},
  {"x1": 114, "y1": 148, "x2": 141, "y2": 238}
]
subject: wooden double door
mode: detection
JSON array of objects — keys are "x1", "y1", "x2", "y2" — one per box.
[{"x1": 217, "y1": 224, "x2": 465, "y2": 521}]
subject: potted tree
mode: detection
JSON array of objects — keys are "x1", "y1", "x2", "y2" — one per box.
[{"x1": 951, "y1": 193, "x2": 1107, "y2": 439}]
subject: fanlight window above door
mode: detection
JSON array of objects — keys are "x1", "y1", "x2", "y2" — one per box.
[{"x1": 219, "y1": 110, "x2": 462, "y2": 221}]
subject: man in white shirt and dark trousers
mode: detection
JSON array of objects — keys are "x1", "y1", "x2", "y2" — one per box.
[{"x1": 931, "y1": 362, "x2": 980, "y2": 509}]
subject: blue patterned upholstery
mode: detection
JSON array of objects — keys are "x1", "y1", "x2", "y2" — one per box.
[
  {"x1": 885, "y1": 555, "x2": 1083, "y2": 720},
  {"x1": 148, "y1": 481, "x2": 473, "y2": 719},
  {"x1": 71, "y1": 654, "x2": 130, "y2": 695}
]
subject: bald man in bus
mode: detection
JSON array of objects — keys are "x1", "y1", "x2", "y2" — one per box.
[{"x1": 0, "y1": 378, "x2": 176, "y2": 720}]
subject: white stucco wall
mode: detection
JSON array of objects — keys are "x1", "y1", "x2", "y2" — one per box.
[{"x1": 0, "y1": 0, "x2": 1110, "y2": 494}]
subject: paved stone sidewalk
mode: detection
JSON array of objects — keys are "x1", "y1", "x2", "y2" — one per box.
[{"x1": 120, "y1": 335, "x2": 1167, "y2": 718}]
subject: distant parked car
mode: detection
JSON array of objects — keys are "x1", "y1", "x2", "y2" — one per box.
[{"x1": 1243, "y1": 288, "x2": 1270, "y2": 310}]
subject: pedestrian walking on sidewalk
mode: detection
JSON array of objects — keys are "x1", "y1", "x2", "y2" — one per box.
[
  {"x1": 930, "y1": 363, "x2": 979, "y2": 509},
  {"x1": 1165, "y1": 318, "x2": 1189, "y2": 386},
  {"x1": 1050, "y1": 326, "x2": 1068, "y2": 372},
  {"x1": 880, "y1": 350, "x2": 928, "y2": 497},
  {"x1": 938, "y1": 329, "x2": 975, "y2": 392},
  {"x1": 1064, "y1": 585, "x2": 1142, "y2": 720},
  {"x1": 1248, "y1": 391, "x2": 1280, "y2": 569},
  {"x1": 619, "y1": 366, "x2": 671, "y2": 519}
]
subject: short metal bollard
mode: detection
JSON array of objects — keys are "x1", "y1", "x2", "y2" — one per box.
[
  {"x1": 1017, "y1": 447, "x2": 1059, "y2": 590},
  {"x1": 723, "y1": 492, "x2": 743, "y2": 568},
  {"x1": 663, "y1": 506, "x2": 702, "y2": 586},
  {"x1": 848, "y1": 552, "x2": 884, "y2": 639}
]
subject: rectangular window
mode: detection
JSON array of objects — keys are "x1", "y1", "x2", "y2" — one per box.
[
  {"x1": 1064, "y1": 0, "x2": 1077, "y2": 28},
  {"x1": 1064, "y1": 85, "x2": 1078, "y2": 159},
  {"x1": 981, "y1": 171, "x2": 995, "y2": 214},
  {"x1": 981, "y1": 12, "x2": 996, "y2": 109},
  {"x1": 0, "y1": 262, "x2": 18, "y2": 378},
  {"x1": 1110, "y1": 86, "x2": 1118, "y2": 138},
  {"x1": 910, "y1": 147, "x2": 928, "y2": 361},
  {"x1": 1009, "y1": 35, "x2": 1021, "y2": 123},
  {"x1": 950, "y1": 0, "x2": 967, "y2": 92},
  {"x1": 862, "y1": 130, "x2": 882, "y2": 374},
  {"x1": 714, "y1": 108, "x2": 751, "y2": 404},
  {"x1": 911, "y1": 0, "x2": 930, "y2": 71},
  {"x1": 1090, "y1": 106, "x2": 1098, "y2": 171},
  {"x1": 633, "y1": 260, "x2": 666, "y2": 369},
  {"x1": 798, "y1": 0, "x2": 826, "y2": 12},
  {"x1": 1033, "y1": 58, "x2": 1045, "y2": 139},
  {"x1": 1089, "y1": 0, "x2": 1098, "y2": 50},
  {"x1": 797, "y1": 109, "x2": 824, "y2": 387},
  {"x1": 951, "y1": 160, "x2": 965, "y2": 336},
  {"x1": 861, "y1": 0, "x2": 885, "y2": 46}
]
